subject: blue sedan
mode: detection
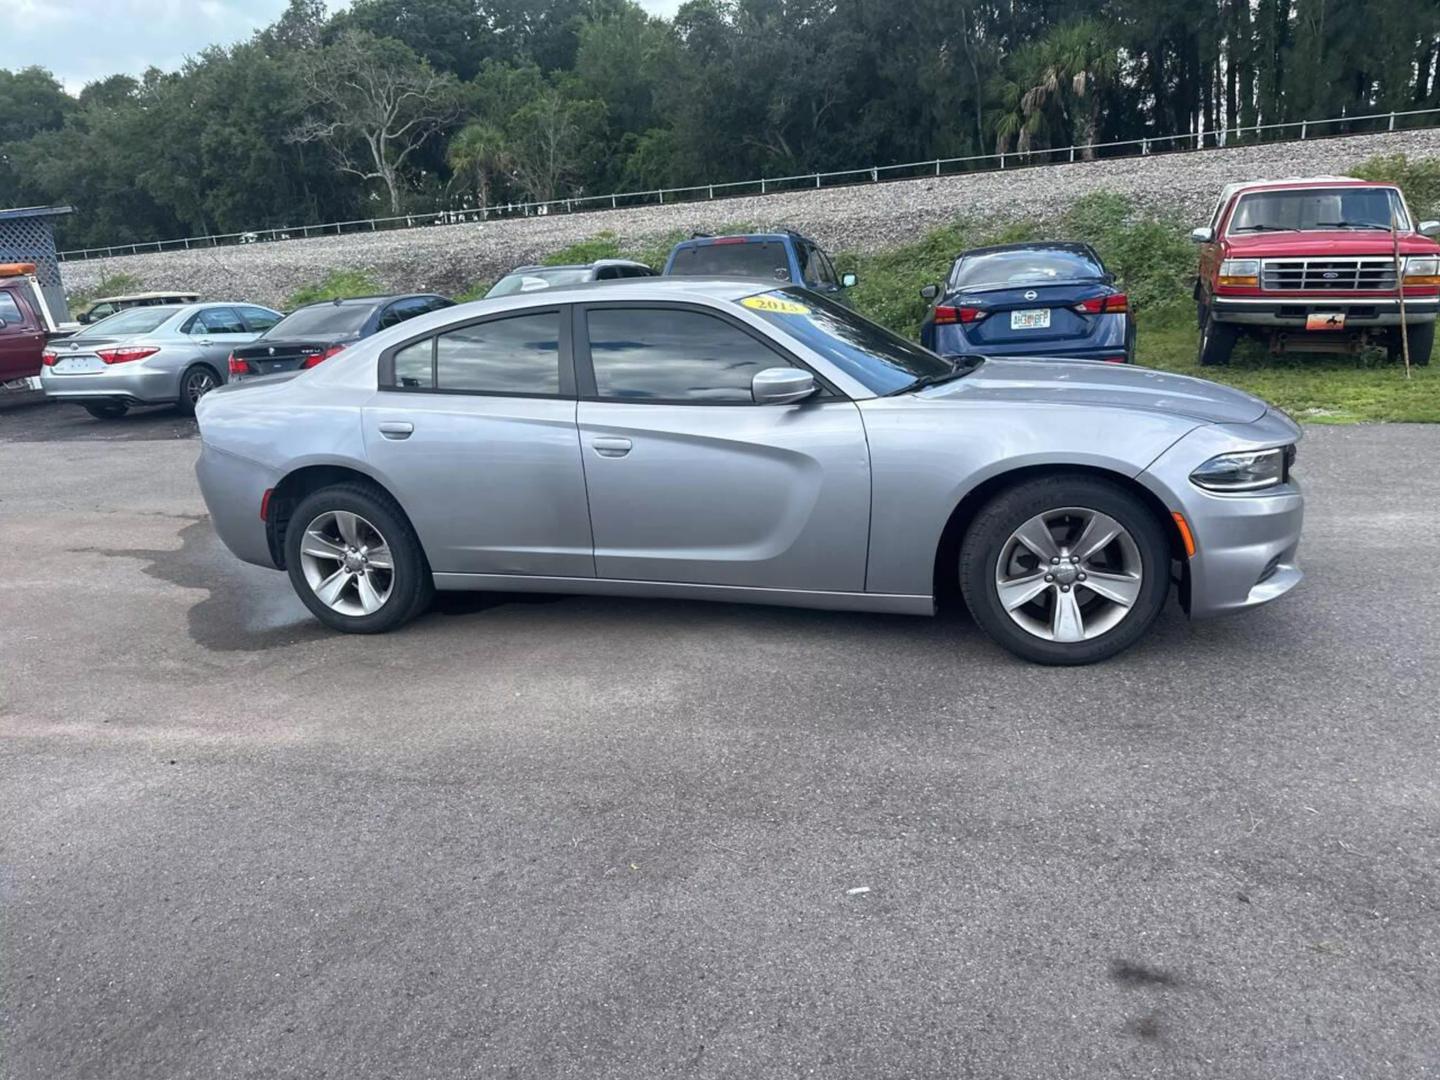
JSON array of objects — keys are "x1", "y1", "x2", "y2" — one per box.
[{"x1": 919, "y1": 242, "x2": 1135, "y2": 364}]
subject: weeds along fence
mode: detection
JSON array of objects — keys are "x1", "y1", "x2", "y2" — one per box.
[{"x1": 57, "y1": 107, "x2": 1440, "y2": 261}]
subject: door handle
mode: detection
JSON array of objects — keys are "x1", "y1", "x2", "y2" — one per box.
[
  {"x1": 591, "y1": 436, "x2": 632, "y2": 458},
  {"x1": 378, "y1": 421, "x2": 414, "y2": 440}
]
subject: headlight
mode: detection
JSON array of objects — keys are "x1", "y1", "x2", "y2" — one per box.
[
  {"x1": 1218, "y1": 259, "x2": 1260, "y2": 287},
  {"x1": 1404, "y1": 256, "x2": 1440, "y2": 285},
  {"x1": 1189, "y1": 448, "x2": 1286, "y2": 492}
]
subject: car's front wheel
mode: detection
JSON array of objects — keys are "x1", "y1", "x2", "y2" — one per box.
[
  {"x1": 285, "y1": 484, "x2": 433, "y2": 633},
  {"x1": 1197, "y1": 307, "x2": 1237, "y2": 366},
  {"x1": 959, "y1": 476, "x2": 1171, "y2": 665}
]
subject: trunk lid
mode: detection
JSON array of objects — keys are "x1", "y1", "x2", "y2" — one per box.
[{"x1": 946, "y1": 282, "x2": 1112, "y2": 348}]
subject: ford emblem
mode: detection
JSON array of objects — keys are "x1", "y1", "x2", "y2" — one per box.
[
  {"x1": 1322, "y1": 271, "x2": 1338, "y2": 279},
  {"x1": 1024, "y1": 290, "x2": 1038, "y2": 300}
]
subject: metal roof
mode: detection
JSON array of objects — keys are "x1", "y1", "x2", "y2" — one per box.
[{"x1": 0, "y1": 206, "x2": 76, "y2": 223}]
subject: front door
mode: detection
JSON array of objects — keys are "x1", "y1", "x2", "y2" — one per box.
[
  {"x1": 574, "y1": 302, "x2": 870, "y2": 591},
  {"x1": 362, "y1": 307, "x2": 594, "y2": 577},
  {"x1": 0, "y1": 287, "x2": 44, "y2": 382}
]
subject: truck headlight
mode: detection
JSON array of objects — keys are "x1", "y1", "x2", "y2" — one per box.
[
  {"x1": 1218, "y1": 259, "x2": 1260, "y2": 287},
  {"x1": 1190, "y1": 448, "x2": 1286, "y2": 492},
  {"x1": 1403, "y1": 256, "x2": 1440, "y2": 286}
]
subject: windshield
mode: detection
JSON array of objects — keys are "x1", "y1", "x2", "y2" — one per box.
[
  {"x1": 1228, "y1": 187, "x2": 1409, "y2": 233},
  {"x1": 72, "y1": 306, "x2": 180, "y2": 338},
  {"x1": 264, "y1": 303, "x2": 377, "y2": 339},
  {"x1": 669, "y1": 241, "x2": 792, "y2": 281},
  {"x1": 738, "y1": 288, "x2": 952, "y2": 395},
  {"x1": 951, "y1": 249, "x2": 1104, "y2": 291},
  {"x1": 486, "y1": 268, "x2": 592, "y2": 297}
]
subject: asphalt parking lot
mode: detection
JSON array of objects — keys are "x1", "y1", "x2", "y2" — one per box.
[{"x1": 2, "y1": 394, "x2": 1438, "y2": 1079}]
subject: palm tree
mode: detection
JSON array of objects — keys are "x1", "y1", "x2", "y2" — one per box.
[
  {"x1": 446, "y1": 122, "x2": 509, "y2": 215},
  {"x1": 993, "y1": 20, "x2": 1119, "y2": 159}
]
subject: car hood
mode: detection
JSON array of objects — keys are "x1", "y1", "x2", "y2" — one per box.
[
  {"x1": 923, "y1": 357, "x2": 1269, "y2": 424},
  {"x1": 1224, "y1": 231, "x2": 1440, "y2": 257}
]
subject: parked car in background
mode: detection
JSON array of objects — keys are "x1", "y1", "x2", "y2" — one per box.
[
  {"x1": 195, "y1": 278, "x2": 1302, "y2": 666},
  {"x1": 74, "y1": 290, "x2": 200, "y2": 325},
  {"x1": 919, "y1": 242, "x2": 1135, "y2": 363},
  {"x1": 227, "y1": 294, "x2": 454, "y2": 381},
  {"x1": 1, "y1": 262, "x2": 68, "y2": 385},
  {"x1": 485, "y1": 260, "x2": 657, "y2": 298},
  {"x1": 663, "y1": 231, "x2": 857, "y2": 304},
  {"x1": 40, "y1": 302, "x2": 281, "y2": 418},
  {"x1": 1193, "y1": 176, "x2": 1440, "y2": 366}
]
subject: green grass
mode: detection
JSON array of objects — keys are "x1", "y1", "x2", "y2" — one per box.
[
  {"x1": 67, "y1": 271, "x2": 144, "y2": 309},
  {"x1": 285, "y1": 269, "x2": 382, "y2": 309}
]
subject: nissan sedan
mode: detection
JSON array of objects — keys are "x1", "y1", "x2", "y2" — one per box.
[{"x1": 195, "y1": 279, "x2": 1303, "y2": 665}]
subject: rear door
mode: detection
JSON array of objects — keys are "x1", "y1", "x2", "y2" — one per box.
[
  {"x1": 362, "y1": 307, "x2": 593, "y2": 578},
  {"x1": 0, "y1": 287, "x2": 44, "y2": 382},
  {"x1": 186, "y1": 306, "x2": 257, "y2": 365},
  {"x1": 573, "y1": 302, "x2": 870, "y2": 591}
]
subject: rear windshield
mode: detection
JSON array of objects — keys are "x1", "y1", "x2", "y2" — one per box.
[
  {"x1": 951, "y1": 249, "x2": 1104, "y2": 291},
  {"x1": 73, "y1": 306, "x2": 180, "y2": 338},
  {"x1": 669, "y1": 241, "x2": 792, "y2": 281},
  {"x1": 264, "y1": 303, "x2": 377, "y2": 339},
  {"x1": 737, "y1": 288, "x2": 951, "y2": 395},
  {"x1": 1228, "y1": 187, "x2": 1409, "y2": 233},
  {"x1": 486, "y1": 268, "x2": 592, "y2": 297}
]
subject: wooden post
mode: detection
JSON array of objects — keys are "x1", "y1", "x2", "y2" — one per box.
[{"x1": 1393, "y1": 211, "x2": 1412, "y2": 379}]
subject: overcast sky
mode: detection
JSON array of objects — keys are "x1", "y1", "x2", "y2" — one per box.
[{"x1": 0, "y1": 0, "x2": 683, "y2": 94}]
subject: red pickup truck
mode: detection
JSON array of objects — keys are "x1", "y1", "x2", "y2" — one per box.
[
  {"x1": 1193, "y1": 177, "x2": 1440, "y2": 366},
  {"x1": 0, "y1": 264, "x2": 66, "y2": 385}
]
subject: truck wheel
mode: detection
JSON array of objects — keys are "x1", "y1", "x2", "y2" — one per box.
[
  {"x1": 83, "y1": 402, "x2": 128, "y2": 420},
  {"x1": 1395, "y1": 322, "x2": 1435, "y2": 366},
  {"x1": 1197, "y1": 310, "x2": 1238, "y2": 367}
]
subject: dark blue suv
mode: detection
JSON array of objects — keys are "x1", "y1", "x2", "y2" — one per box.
[{"x1": 662, "y1": 231, "x2": 857, "y2": 305}]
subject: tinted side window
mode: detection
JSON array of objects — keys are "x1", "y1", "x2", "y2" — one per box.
[
  {"x1": 379, "y1": 300, "x2": 422, "y2": 329},
  {"x1": 0, "y1": 292, "x2": 24, "y2": 326},
  {"x1": 812, "y1": 249, "x2": 839, "y2": 287},
  {"x1": 239, "y1": 306, "x2": 281, "y2": 332},
  {"x1": 436, "y1": 312, "x2": 560, "y2": 395},
  {"x1": 587, "y1": 308, "x2": 788, "y2": 403},
  {"x1": 197, "y1": 307, "x2": 247, "y2": 334}
]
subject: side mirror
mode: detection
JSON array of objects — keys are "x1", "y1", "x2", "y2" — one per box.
[
  {"x1": 1190, "y1": 226, "x2": 1214, "y2": 243},
  {"x1": 752, "y1": 367, "x2": 816, "y2": 405},
  {"x1": 1419, "y1": 220, "x2": 1440, "y2": 237},
  {"x1": 76, "y1": 312, "x2": 90, "y2": 324},
  {"x1": 841, "y1": 272, "x2": 858, "y2": 288},
  {"x1": 919, "y1": 283, "x2": 940, "y2": 302}
]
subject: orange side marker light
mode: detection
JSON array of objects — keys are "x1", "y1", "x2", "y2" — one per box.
[{"x1": 1172, "y1": 512, "x2": 1197, "y2": 558}]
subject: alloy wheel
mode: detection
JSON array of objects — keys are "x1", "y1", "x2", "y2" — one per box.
[
  {"x1": 186, "y1": 369, "x2": 218, "y2": 404},
  {"x1": 298, "y1": 510, "x2": 395, "y2": 617},
  {"x1": 993, "y1": 506, "x2": 1144, "y2": 643}
]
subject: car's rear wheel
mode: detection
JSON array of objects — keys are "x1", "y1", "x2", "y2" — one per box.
[
  {"x1": 1197, "y1": 307, "x2": 1237, "y2": 366},
  {"x1": 177, "y1": 364, "x2": 220, "y2": 415},
  {"x1": 285, "y1": 484, "x2": 433, "y2": 633},
  {"x1": 959, "y1": 476, "x2": 1171, "y2": 665},
  {"x1": 83, "y1": 401, "x2": 128, "y2": 420}
]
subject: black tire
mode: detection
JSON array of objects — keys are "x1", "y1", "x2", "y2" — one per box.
[
  {"x1": 83, "y1": 401, "x2": 128, "y2": 420},
  {"x1": 1397, "y1": 321, "x2": 1435, "y2": 366},
  {"x1": 1124, "y1": 321, "x2": 1137, "y2": 364},
  {"x1": 958, "y1": 475, "x2": 1171, "y2": 666},
  {"x1": 177, "y1": 364, "x2": 221, "y2": 416},
  {"x1": 284, "y1": 483, "x2": 433, "y2": 634},
  {"x1": 1197, "y1": 307, "x2": 1237, "y2": 366}
]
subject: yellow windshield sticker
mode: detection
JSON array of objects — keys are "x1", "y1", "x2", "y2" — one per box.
[{"x1": 742, "y1": 295, "x2": 811, "y2": 316}]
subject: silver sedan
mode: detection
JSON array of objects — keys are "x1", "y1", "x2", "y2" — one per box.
[
  {"x1": 41, "y1": 301, "x2": 281, "y2": 419},
  {"x1": 194, "y1": 279, "x2": 1303, "y2": 664}
]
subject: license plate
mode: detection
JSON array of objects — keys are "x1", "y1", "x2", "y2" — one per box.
[
  {"x1": 53, "y1": 356, "x2": 103, "y2": 373},
  {"x1": 1306, "y1": 313, "x2": 1346, "y2": 331},
  {"x1": 1011, "y1": 308, "x2": 1051, "y2": 330}
]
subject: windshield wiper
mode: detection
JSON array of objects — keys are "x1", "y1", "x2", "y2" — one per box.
[
  {"x1": 889, "y1": 355, "x2": 985, "y2": 396},
  {"x1": 1313, "y1": 221, "x2": 1392, "y2": 231},
  {"x1": 1231, "y1": 224, "x2": 1292, "y2": 232}
]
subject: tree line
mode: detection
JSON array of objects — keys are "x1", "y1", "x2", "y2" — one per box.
[{"x1": 1, "y1": 0, "x2": 1437, "y2": 249}]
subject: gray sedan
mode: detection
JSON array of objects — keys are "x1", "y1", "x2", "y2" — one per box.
[
  {"x1": 41, "y1": 301, "x2": 281, "y2": 419},
  {"x1": 194, "y1": 279, "x2": 1303, "y2": 664}
]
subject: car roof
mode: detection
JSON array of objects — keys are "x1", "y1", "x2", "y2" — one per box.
[
  {"x1": 672, "y1": 231, "x2": 810, "y2": 247},
  {"x1": 290, "y1": 293, "x2": 447, "y2": 311},
  {"x1": 956, "y1": 241, "x2": 1101, "y2": 259},
  {"x1": 90, "y1": 291, "x2": 200, "y2": 303},
  {"x1": 502, "y1": 259, "x2": 653, "y2": 273},
  {"x1": 1219, "y1": 176, "x2": 1396, "y2": 202}
]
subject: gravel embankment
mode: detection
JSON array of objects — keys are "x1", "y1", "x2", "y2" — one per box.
[{"x1": 63, "y1": 129, "x2": 1440, "y2": 308}]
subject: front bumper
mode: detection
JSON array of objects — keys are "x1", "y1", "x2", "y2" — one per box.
[
  {"x1": 39, "y1": 362, "x2": 180, "y2": 405},
  {"x1": 1141, "y1": 412, "x2": 1304, "y2": 619},
  {"x1": 1211, "y1": 295, "x2": 1438, "y2": 327}
]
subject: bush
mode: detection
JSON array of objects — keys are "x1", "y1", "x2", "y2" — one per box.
[
  {"x1": 1351, "y1": 153, "x2": 1440, "y2": 220},
  {"x1": 285, "y1": 269, "x2": 382, "y2": 309},
  {"x1": 68, "y1": 271, "x2": 144, "y2": 308}
]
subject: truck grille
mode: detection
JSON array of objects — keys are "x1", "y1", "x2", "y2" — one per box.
[{"x1": 1260, "y1": 257, "x2": 1399, "y2": 291}]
